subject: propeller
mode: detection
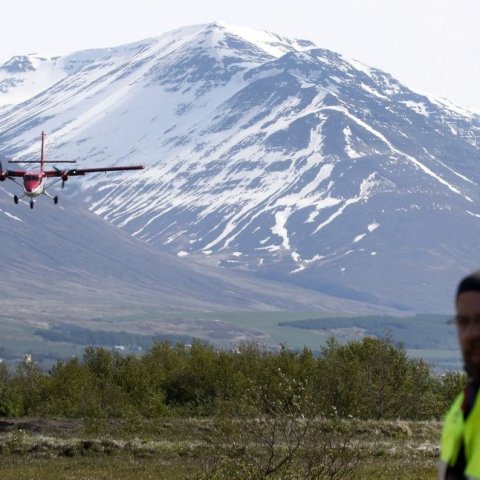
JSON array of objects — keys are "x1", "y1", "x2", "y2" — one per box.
[
  {"x1": 0, "y1": 160, "x2": 7, "y2": 181},
  {"x1": 53, "y1": 165, "x2": 68, "y2": 188},
  {"x1": 61, "y1": 172, "x2": 69, "y2": 188}
]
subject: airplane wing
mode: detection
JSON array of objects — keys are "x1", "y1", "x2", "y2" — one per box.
[
  {"x1": 5, "y1": 169, "x2": 26, "y2": 177},
  {"x1": 45, "y1": 165, "x2": 144, "y2": 177},
  {"x1": 0, "y1": 159, "x2": 26, "y2": 178},
  {"x1": 0, "y1": 168, "x2": 26, "y2": 180}
]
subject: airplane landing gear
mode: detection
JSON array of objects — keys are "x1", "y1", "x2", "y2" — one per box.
[
  {"x1": 54, "y1": 196, "x2": 58, "y2": 205},
  {"x1": 30, "y1": 200, "x2": 34, "y2": 209},
  {"x1": 13, "y1": 195, "x2": 18, "y2": 204}
]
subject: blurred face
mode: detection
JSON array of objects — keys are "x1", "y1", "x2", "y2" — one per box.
[{"x1": 457, "y1": 291, "x2": 480, "y2": 380}]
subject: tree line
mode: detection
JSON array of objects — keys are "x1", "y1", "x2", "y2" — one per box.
[{"x1": 0, "y1": 336, "x2": 464, "y2": 422}]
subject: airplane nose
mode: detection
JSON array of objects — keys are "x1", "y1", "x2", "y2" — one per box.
[{"x1": 24, "y1": 179, "x2": 41, "y2": 193}]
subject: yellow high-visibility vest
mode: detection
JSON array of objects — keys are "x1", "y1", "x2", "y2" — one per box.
[{"x1": 441, "y1": 391, "x2": 480, "y2": 478}]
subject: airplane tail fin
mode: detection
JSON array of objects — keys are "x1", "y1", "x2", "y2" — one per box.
[
  {"x1": 8, "y1": 132, "x2": 75, "y2": 165},
  {"x1": 41, "y1": 131, "x2": 45, "y2": 171}
]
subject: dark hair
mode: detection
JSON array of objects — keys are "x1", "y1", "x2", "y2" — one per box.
[{"x1": 457, "y1": 271, "x2": 480, "y2": 299}]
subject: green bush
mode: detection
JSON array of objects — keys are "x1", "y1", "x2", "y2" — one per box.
[{"x1": 0, "y1": 336, "x2": 464, "y2": 424}]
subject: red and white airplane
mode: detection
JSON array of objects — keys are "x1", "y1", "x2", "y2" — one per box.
[{"x1": 0, "y1": 132, "x2": 144, "y2": 208}]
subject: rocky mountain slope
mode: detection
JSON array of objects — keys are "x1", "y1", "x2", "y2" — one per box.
[{"x1": 0, "y1": 183, "x2": 382, "y2": 317}]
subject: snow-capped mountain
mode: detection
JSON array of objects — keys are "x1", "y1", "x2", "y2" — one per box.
[{"x1": 1, "y1": 21, "x2": 480, "y2": 313}]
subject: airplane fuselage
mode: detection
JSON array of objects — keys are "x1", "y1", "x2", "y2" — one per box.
[{"x1": 23, "y1": 172, "x2": 46, "y2": 197}]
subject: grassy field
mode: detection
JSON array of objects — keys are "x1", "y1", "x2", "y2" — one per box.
[
  {"x1": 0, "y1": 417, "x2": 441, "y2": 479},
  {"x1": 0, "y1": 308, "x2": 462, "y2": 371}
]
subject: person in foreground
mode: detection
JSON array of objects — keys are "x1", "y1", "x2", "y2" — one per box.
[{"x1": 440, "y1": 271, "x2": 480, "y2": 479}]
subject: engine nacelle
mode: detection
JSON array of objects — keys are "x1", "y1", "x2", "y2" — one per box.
[{"x1": 61, "y1": 171, "x2": 69, "y2": 189}]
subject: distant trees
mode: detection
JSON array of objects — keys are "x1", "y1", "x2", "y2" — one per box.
[{"x1": 0, "y1": 336, "x2": 465, "y2": 424}]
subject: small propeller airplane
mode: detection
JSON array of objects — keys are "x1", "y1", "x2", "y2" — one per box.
[{"x1": 0, "y1": 131, "x2": 144, "y2": 208}]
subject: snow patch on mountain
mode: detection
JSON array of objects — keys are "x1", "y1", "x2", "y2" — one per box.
[
  {"x1": 3, "y1": 210, "x2": 23, "y2": 222},
  {"x1": 272, "y1": 207, "x2": 292, "y2": 250},
  {"x1": 343, "y1": 126, "x2": 362, "y2": 158},
  {"x1": 353, "y1": 233, "x2": 366, "y2": 243},
  {"x1": 402, "y1": 100, "x2": 429, "y2": 116}
]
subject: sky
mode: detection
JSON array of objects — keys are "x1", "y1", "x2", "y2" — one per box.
[{"x1": 2, "y1": 0, "x2": 480, "y2": 110}]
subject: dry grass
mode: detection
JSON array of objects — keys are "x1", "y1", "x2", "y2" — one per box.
[{"x1": 0, "y1": 418, "x2": 441, "y2": 479}]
